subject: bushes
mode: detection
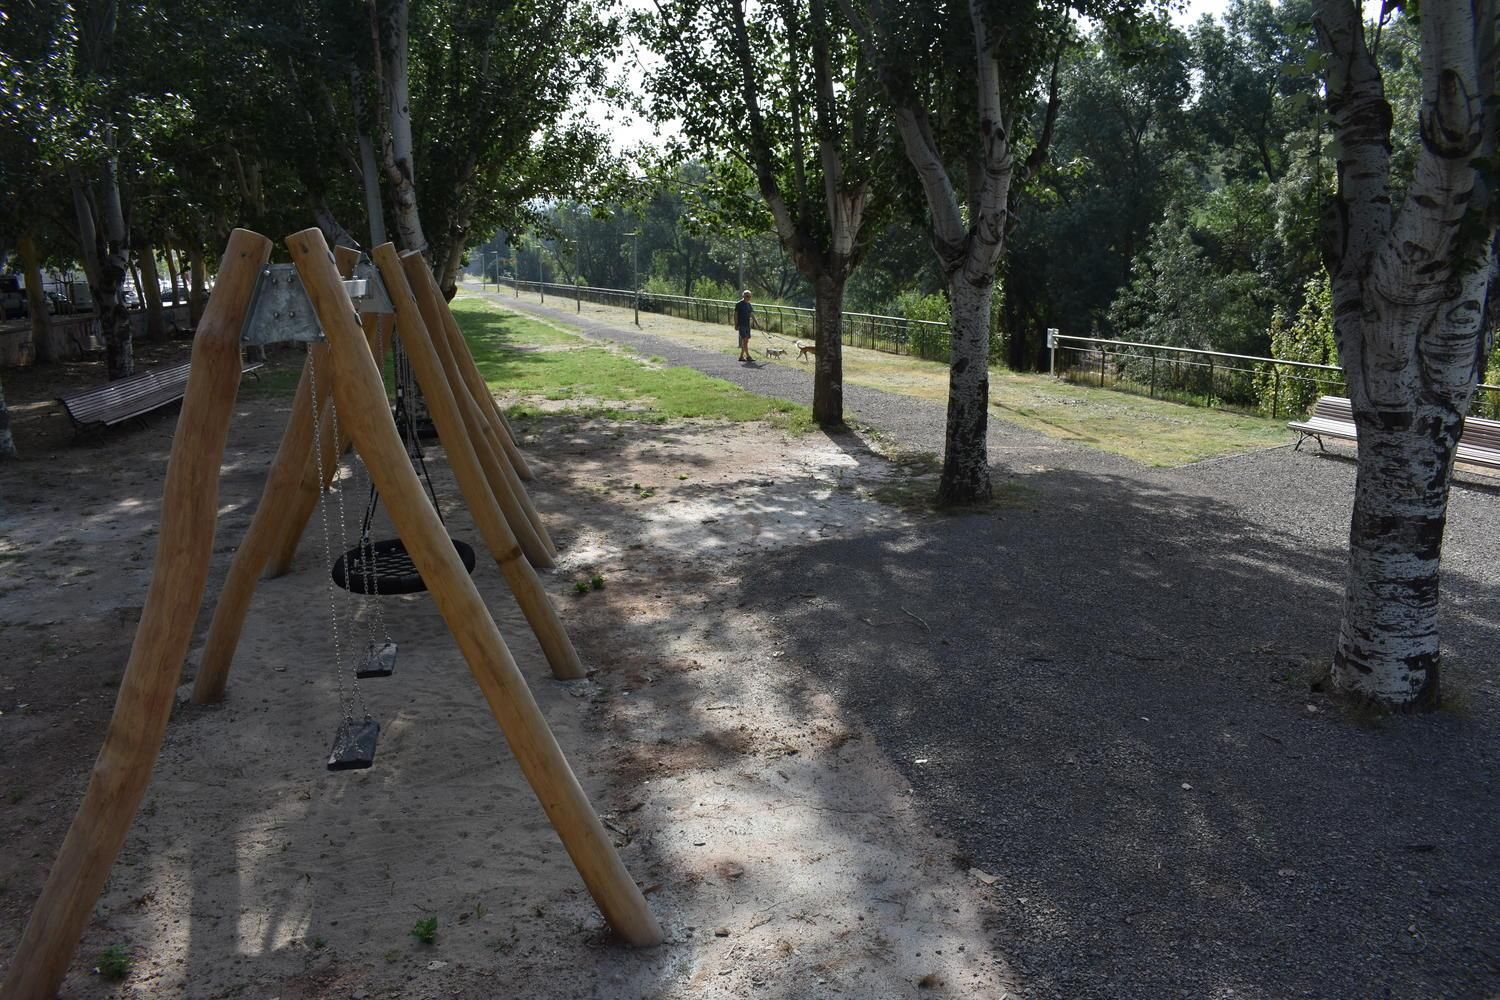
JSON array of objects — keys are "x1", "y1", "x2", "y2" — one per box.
[{"x1": 1255, "y1": 275, "x2": 1342, "y2": 417}]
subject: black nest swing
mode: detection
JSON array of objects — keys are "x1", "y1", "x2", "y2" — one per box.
[
  {"x1": 333, "y1": 536, "x2": 476, "y2": 594},
  {"x1": 330, "y1": 345, "x2": 474, "y2": 597}
]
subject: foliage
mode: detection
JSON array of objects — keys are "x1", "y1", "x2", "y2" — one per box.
[
  {"x1": 96, "y1": 945, "x2": 132, "y2": 981},
  {"x1": 1256, "y1": 273, "x2": 1337, "y2": 415},
  {"x1": 410, "y1": 917, "x2": 438, "y2": 945}
]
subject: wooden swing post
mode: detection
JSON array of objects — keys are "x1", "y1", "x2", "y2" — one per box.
[
  {"x1": 401, "y1": 253, "x2": 557, "y2": 562},
  {"x1": 372, "y1": 244, "x2": 583, "y2": 679},
  {"x1": 424, "y1": 278, "x2": 532, "y2": 479},
  {"x1": 194, "y1": 246, "x2": 382, "y2": 701},
  {"x1": 192, "y1": 342, "x2": 329, "y2": 702},
  {"x1": 289, "y1": 228, "x2": 661, "y2": 945},
  {"x1": 262, "y1": 251, "x2": 389, "y2": 578},
  {"x1": 2, "y1": 230, "x2": 274, "y2": 1000}
]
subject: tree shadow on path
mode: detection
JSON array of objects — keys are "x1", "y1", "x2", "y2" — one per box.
[{"x1": 739, "y1": 464, "x2": 1500, "y2": 1000}]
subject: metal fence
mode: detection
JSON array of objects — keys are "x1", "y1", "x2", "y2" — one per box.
[
  {"x1": 491, "y1": 278, "x2": 953, "y2": 361},
  {"x1": 1050, "y1": 334, "x2": 1500, "y2": 419}
]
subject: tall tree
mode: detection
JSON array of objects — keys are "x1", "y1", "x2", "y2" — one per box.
[
  {"x1": 845, "y1": 0, "x2": 1131, "y2": 502},
  {"x1": 641, "y1": 0, "x2": 897, "y2": 427},
  {"x1": 1314, "y1": 0, "x2": 1498, "y2": 709}
]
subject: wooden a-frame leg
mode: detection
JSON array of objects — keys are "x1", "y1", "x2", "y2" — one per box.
[
  {"x1": 431, "y1": 281, "x2": 534, "y2": 480},
  {"x1": 262, "y1": 300, "x2": 390, "y2": 578},
  {"x1": 402, "y1": 253, "x2": 557, "y2": 564},
  {"x1": 2, "y1": 230, "x2": 274, "y2": 1000},
  {"x1": 192, "y1": 346, "x2": 327, "y2": 703},
  {"x1": 288, "y1": 229, "x2": 661, "y2": 946},
  {"x1": 373, "y1": 244, "x2": 584, "y2": 680}
]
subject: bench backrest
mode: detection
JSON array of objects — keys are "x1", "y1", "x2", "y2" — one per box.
[
  {"x1": 60, "y1": 362, "x2": 194, "y2": 424},
  {"x1": 1311, "y1": 396, "x2": 1353, "y2": 423},
  {"x1": 1460, "y1": 415, "x2": 1500, "y2": 452}
]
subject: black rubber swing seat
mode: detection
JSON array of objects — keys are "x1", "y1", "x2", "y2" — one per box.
[{"x1": 331, "y1": 537, "x2": 477, "y2": 595}]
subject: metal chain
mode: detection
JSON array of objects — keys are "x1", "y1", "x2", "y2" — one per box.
[
  {"x1": 362, "y1": 324, "x2": 390, "y2": 643},
  {"x1": 307, "y1": 350, "x2": 370, "y2": 723}
]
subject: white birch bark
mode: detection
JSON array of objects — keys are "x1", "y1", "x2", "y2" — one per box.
[
  {"x1": 872, "y1": 0, "x2": 1020, "y2": 502},
  {"x1": 1315, "y1": 0, "x2": 1497, "y2": 709},
  {"x1": 378, "y1": 0, "x2": 427, "y2": 254}
]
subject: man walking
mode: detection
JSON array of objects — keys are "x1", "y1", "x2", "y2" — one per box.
[{"x1": 734, "y1": 289, "x2": 756, "y2": 362}]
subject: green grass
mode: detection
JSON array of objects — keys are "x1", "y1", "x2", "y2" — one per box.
[
  {"x1": 451, "y1": 297, "x2": 813, "y2": 432},
  {"x1": 470, "y1": 284, "x2": 1290, "y2": 467}
]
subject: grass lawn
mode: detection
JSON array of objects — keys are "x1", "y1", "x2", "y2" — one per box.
[
  {"x1": 466, "y1": 280, "x2": 1292, "y2": 467},
  {"x1": 450, "y1": 295, "x2": 814, "y2": 432}
]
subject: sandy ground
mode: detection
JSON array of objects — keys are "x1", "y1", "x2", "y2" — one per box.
[{"x1": 0, "y1": 364, "x2": 1018, "y2": 998}]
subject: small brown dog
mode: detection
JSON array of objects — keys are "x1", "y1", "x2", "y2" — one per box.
[{"x1": 796, "y1": 341, "x2": 816, "y2": 361}]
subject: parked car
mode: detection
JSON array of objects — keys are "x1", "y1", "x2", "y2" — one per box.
[
  {"x1": 0, "y1": 275, "x2": 24, "y2": 320},
  {"x1": 120, "y1": 286, "x2": 140, "y2": 308},
  {"x1": 45, "y1": 290, "x2": 74, "y2": 315}
]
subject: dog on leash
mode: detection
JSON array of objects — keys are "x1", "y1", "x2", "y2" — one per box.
[
  {"x1": 796, "y1": 341, "x2": 816, "y2": 361},
  {"x1": 764, "y1": 346, "x2": 787, "y2": 359}
]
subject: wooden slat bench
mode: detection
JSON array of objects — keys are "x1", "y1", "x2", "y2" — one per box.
[
  {"x1": 1288, "y1": 395, "x2": 1500, "y2": 470},
  {"x1": 59, "y1": 359, "x2": 264, "y2": 434}
]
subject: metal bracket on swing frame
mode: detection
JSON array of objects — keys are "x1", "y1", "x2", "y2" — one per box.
[{"x1": 240, "y1": 258, "x2": 395, "y2": 346}]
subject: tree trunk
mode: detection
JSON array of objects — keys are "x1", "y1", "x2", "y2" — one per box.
[
  {"x1": 19, "y1": 234, "x2": 53, "y2": 364},
  {"x1": 187, "y1": 245, "x2": 207, "y2": 327},
  {"x1": 379, "y1": 0, "x2": 427, "y2": 254},
  {"x1": 937, "y1": 276, "x2": 994, "y2": 505},
  {"x1": 165, "y1": 242, "x2": 183, "y2": 309},
  {"x1": 438, "y1": 240, "x2": 464, "y2": 301},
  {"x1": 1333, "y1": 408, "x2": 1460, "y2": 710},
  {"x1": 811, "y1": 275, "x2": 845, "y2": 427},
  {"x1": 1311, "y1": 0, "x2": 1498, "y2": 711},
  {"x1": 0, "y1": 369, "x2": 17, "y2": 459},
  {"x1": 71, "y1": 160, "x2": 133, "y2": 378},
  {"x1": 138, "y1": 243, "x2": 167, "y2": 340}
]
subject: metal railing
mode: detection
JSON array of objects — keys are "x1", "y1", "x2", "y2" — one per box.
[
  {"x1": 487, "y1": 277, "x2": 953, "y2": 361},
  {"x1": 1050, "y1": 334, "x2": 1500, "y2": 419}
]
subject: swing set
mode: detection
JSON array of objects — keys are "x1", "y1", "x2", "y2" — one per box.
[{"x1": 2, "y1": 228, "x2": 663, "y2": 1000}]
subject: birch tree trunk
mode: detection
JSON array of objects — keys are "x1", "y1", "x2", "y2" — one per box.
[
  {"x1": 187, "y1": 245, "x2": 207, "y2": 327},
  {"x1": 938, "y1": 276, "x2": 996, "y2": 503},
  {"x1": 378, "y1": 0, "x2": 428, "y2": 254},
  {"x1": 70, "y1": 155, "x2": 133, "y2": 379},
  {"x1": 1315, "y1": 0, "x2": 1498, "y2": 710},
  {"x1": 812, "y1": 275, "x2": 847, "y2": 425},
  {"x1": 138, "y1": 241, "x2": 167, "y2": 341},
  {"x1": 19, "y1": 234, "x2": 53, "y2": 364}
]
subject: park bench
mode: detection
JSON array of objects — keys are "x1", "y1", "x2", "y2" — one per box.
[
  {"x1": 1289, "y1": 395, "x2": 1500, "y2": 471},
  {"x1": 59, "y1": 358, "x2": 263, "y2": 435}
]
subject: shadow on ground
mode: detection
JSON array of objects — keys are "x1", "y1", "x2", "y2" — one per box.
[{"x1": 720, "y1": 464, "x2": 1500, "y2": 1000}]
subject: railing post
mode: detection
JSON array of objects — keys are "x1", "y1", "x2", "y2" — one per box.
[
  {"x1": 1272, "y1": 366, "x2": 1281, "y2": 418},
  {"x1": 1099, "y1": 344, "x2": 1105, "y2": 387},
  {"x1": 1206, "y1": 356, "x2": 1214, "y2": 405},
  {"x1": 1150, "y1": 354, "x2": 1157, "y2": 397},
  {"x1": 576, "y1": 280, "x2": 581, "y2": 313}
]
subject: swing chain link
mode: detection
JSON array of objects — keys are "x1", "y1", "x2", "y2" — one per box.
[{"x1": 307, "y1": 349, "x2": 371, "y2": 724}]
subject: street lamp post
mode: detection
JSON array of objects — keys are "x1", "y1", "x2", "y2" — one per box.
[{"x1": 625, "y1": 230, "x2": 640, "y2": 327}]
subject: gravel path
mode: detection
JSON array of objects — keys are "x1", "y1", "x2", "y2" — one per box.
[{"x1": 473, "y1": 289, "x2": 1500, "y2": 999}]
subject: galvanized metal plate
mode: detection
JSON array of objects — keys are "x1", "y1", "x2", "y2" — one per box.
[
  {"x1": 241, "y1": 264, "x2": 323, "y2": 345},
  {"x1": 240, "y1": 261, "x2": 385, "y2": 344},
  {"x1": 352, "y1": 259, "x2": 394, "y2": 315}
]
